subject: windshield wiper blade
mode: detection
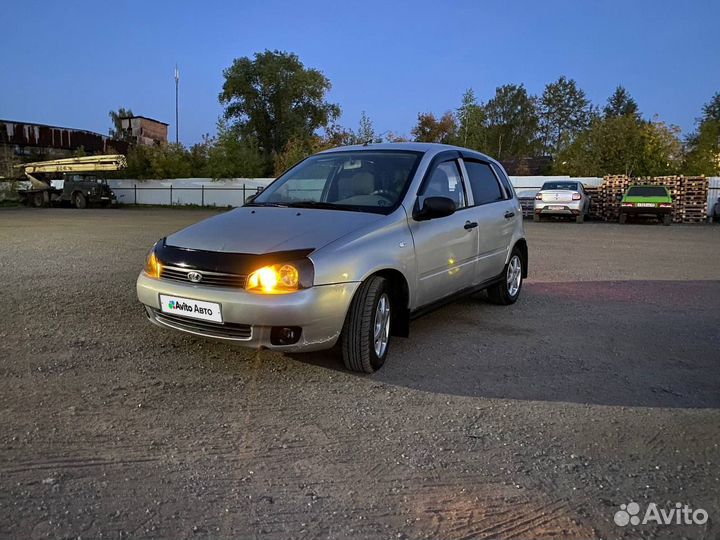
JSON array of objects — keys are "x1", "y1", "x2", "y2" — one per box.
[
  {"x1": 286, "y1": 201, "x2": 360, "y2": 211},
  {"x1": 245, "y1": 201, "x2": 288, "y2": 208}
]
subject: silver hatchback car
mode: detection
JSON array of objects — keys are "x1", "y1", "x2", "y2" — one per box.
[{"x1": 137, "y1": 143, "x2": 528, "y2": 372}]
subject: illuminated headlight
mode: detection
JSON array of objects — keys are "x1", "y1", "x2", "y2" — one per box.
[
  {"x1": 247, "y1": 264, "x2": 300, "y2": 294},
  {"x1": 144, "y1": 246, "x2": 161, "y2": 279}
]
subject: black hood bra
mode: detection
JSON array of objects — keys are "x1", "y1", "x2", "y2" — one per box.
[{"x1": 156, "y1": 239, "x2": 313, "y2": 276}]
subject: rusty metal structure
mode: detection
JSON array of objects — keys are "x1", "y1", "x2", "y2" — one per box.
[{"x1": 0, "y1": 119, "x2": 129, "y2": 160}]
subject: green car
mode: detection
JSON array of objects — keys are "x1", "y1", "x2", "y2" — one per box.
[{"x1": 619, "y1": 185, "x2": 673, "y2": 225}]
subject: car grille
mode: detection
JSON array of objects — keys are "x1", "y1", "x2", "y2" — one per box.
[
  {"x1": 149, "y1": 308, "x2": 252, "y2": 341},
  {"x1": 160, "y1": 265, "x2": 247, "y2": 288}
]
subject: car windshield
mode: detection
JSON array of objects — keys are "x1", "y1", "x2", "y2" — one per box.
[
  {"x1": 541, "y1": 182, "x2": 578, "y2": 191},
  {"x1": 627, "y1": 186, "x2": 668, "y2": 197},
  {"x1": 250, "y1": 151, "x2": 422, "y2": 214}
]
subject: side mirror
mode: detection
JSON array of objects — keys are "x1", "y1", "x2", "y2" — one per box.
[
  {"x1": 414, "y1": 196, "x2": 456, "y2": 221},
  {"x1": 245, "y1": 186, "x2": 264, "y2": 204}
]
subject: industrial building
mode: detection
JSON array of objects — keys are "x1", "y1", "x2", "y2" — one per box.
[{"x1": 118, "y1": 116, "x2": 168, "y2": 146}]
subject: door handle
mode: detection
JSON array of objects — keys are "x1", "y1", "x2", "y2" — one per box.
[
  {"x1": 504, "y1": 211, "x2": 515, "y2": 219},
  {"x1": 464, "y1": 221, "x2": 478, "y2": 230}
]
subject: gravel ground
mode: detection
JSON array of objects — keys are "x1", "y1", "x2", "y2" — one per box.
[{"x1": 1, "y1": 207, "x2": 719, "y2": 540}]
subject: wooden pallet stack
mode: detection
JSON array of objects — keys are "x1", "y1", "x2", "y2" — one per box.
[
  {"x1": 582, "y1": 186, "x2": 603, "y2": 220},
  {"x1": 592, "y1": 175, "x2": 709, "y2": 223},
  {"x1": 598, "y1": 175, "x2": 630, "y2": 221},
  {"x1": 676, "y1": 176, "x2": 708, "y2": 223},
  {"x1": 519, "y1": 197, "x2": 535, "y2": 218}
]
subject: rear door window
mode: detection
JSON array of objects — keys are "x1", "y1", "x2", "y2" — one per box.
[{"x1": 464, "y1": 161, "x2": 504, "y2": 205}]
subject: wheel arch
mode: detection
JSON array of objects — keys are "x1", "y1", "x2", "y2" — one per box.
[
  {"x1": 513, "y1": 238, "x2": 529, "y2": 279},
  {"x1": 362, "y1": 268, "x2": 411, "y2": 338}
]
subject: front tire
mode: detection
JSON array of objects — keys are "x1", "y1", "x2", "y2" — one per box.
[
  {"x1": 576, "y1": 213, "x2": 584, "y2": 223},
  {"x1": 74, "y1": 193, "x2": 87, "y2": 209},
  {"x1": 487, "y1": 249, "x2": 523, "y2": 305},
  {"x1": 619, "y1": 213, "x2": 627, "y2": 224},
  {"x1": 341, "y1": 276, "x2": 391, "y2": 373}
]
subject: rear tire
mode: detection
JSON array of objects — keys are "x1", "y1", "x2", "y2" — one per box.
[
  {"x1": 31, "y1": 192, "x2": 45, "y2": 208},
  {"x1": 487, "y1": 249, "x2": 523, "y2": 305},
  {"x1": 619, "y1": 213, "x2": 627, "y2": 224},
  {"x1": 74, "y1": 193, "x2": 87, "y2": 209},
  {"x1": 341, "y1": 276, "x2": 391, "y2": 373},
  {"x1": 662, "y1": 214, "x2": 672, "y2": 226}
]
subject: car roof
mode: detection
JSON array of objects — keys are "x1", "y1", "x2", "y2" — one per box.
[{"x1": 317, "y1": 142, "x2": 500, "y2": 166}]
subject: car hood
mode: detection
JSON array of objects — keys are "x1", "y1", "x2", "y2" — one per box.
[{"x1": 165, "y1": 206, "x2": 385, "y2": 254}]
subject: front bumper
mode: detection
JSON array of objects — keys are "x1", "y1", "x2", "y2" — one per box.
[
  {"x1": 136, "y1": 273, "x2": 360, "y2": 352},
  {"x1": 534, "y1": 200, "x2": 583, "y2": 215}
]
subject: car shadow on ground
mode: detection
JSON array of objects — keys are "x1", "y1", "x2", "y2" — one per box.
[{"x1": 292, "y1": 280, "x2": 720, "y2": 409}]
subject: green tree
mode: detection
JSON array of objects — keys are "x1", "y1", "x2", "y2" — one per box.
[
  {"x1": 124, "y1": 143, "x2": 199, "y2": 179},
  {"x1": 456, "y1": 88, "x2": 486, "y2": 150},
  {"x1": 273, "y1": 136, "x2": 317, "y2": 175},
  {"x1": 642, "y1": 117, "x2": 683, "y2": 176},
  {"x1": 124, "y1": 144, "x2": 153, "y2": 179},
  {"x1": 539, "y1": 76, "x2": 593, "y2": 155},
  {"x1": 603, "y1": 86, "x2": 640, "y2": 119},
  {"x1": 187, "y1": 135, "x2": 212, "y2": 177},
  {"x1": 554, "y1": 115, "x2": 682, "y2": 177},
  {"x1": 206, "y1": 122, "x2": 267, "y2": 179},
  {"x1": 352, "y1": 111, "x2": 378, "y2": 144},
  {"x1": 483, "y1": 84, "x2": 542, "y2": 160},
  {"x1": 147, "y1": 143, "x2": 192, "y2": 179},
  {"x1": 108, "y1": 107, "x2": 133, "y2": 139},
  {"x1": 323, "y1": 122, "x2": 355, "y2": 148},
  {"x1": 699, "y1": 91, "x2": 720, "y2": 122},
  {"x1": 684, "y1": 92, "x2": 720, "y2": 175},
  {"x1": 219, "y1": 50, "x2": 340, "y2": 172},
  {"x1": 411, "y1": 112, "x2": 458, "y2": 143}
]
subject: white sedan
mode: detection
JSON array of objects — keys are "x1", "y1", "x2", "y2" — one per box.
[{"x1": 534, "y1": 181, "x2": 590, "y2": 223}]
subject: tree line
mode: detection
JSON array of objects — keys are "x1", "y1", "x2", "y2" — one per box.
[{"x1": 112, "y1": 50, "x2": 720, "y2": 179}]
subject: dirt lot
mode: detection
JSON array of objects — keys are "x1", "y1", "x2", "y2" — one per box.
[{"x1": 1, "y1": 207, "x2": 719, "y2": 539}]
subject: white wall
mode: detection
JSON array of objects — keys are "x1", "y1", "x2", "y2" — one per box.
[
  {"x1": 108, "y1": 178, "x2": 274, "y2": 207},
  {"x1": 108, "y1": 176, "x2": 719, "y2": 215}
]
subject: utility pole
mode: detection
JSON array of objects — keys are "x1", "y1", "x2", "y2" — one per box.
[{"x1": 174, "y1": 64, "x2": 179, "y2": 144}]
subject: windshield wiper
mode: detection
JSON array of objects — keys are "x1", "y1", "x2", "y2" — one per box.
[
  {"x1": 285, "y1": 201, "x2": 361, "y2": 211},
  {"x1": 245, "y1": 201, "x2": 288, "y2": 208}
]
